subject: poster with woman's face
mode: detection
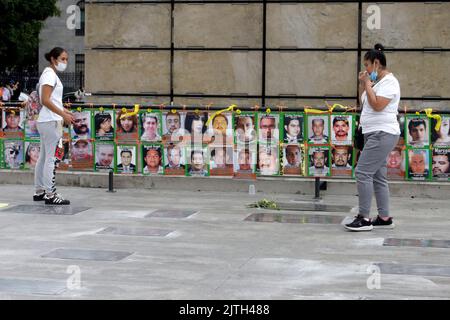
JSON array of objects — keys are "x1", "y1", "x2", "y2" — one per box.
[
  {"x1": 432, "y1": 148, "x2": 450, "y2": 180},
  {"x1": 282, "y1": 144, "x2": 303, "y2": 176},
  {"x1": 209, "y1": 145, "x2": 234, "y2": 176},
  {"x1": 184, "y1": 112, "x2": 211, "y2": 146},
  {"x1": 407, "y1": 149, "x2": 430, "y2": 180},
  {"x1": 406, "y1": 116, "x2": 429, "y2": 148},
  {"x1": 71, "y1": 139, "x2": 94, "y2": 170},
  {"x1": 162, "y1": 111, "x2": 186, "y2": 145},
  {"x1": 71, "y1": 110, "x2": 92, "y2": 140},
  {"x1": 25, "y1": 117, "x2": 40, "y2": 140},
  {"x1": 234, "y1": 113, "x2": 256, "y2": 144},
  {"x1": 2, "y1": 108, "x2": 24, "y2": 139},
  {"x1": 142, "y1": 144, "x2": 164, "y2": 175},
  {"x1": 115, "y1": 109, "x2": 139, "y2": 142},
  {"x1": 257, "y1": 145, "x2": 279, "y2": 176},
  {"x1": 56, "y1": 140, "x2": 71, "y2": 171},
  {"x1": 431, "y1": 116, "x2": 450, "y2": 147},
  {"x1": 94, "y1": 110, "x2": 114, "y2": 141},
  {"x1": 24, "y1": 141, "x2": 40, "y2": 170},
  {"x1": 3, "y1": 140, "x2": 24, "y2": 169},
  {"x1": 140, "y1": 112, "x2": 162, "y2": 143},
  {"x1": 116, "y1": 145, "x2": 137, "y2": 174}
]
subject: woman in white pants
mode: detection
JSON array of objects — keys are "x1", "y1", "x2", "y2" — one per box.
[{"x1": 33, "y1": 47, "x2": 74, "y2": 205}]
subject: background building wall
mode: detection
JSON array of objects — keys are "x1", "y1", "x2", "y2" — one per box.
[{"x1": 84, "y1": 1, "x2": 450, "y2": 109}]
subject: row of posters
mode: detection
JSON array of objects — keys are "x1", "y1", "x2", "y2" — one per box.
[
  {"x1": 1, "y1": 107, "x2": 449, "y2": 148},
  {"x1": 1, "y1": 139, "x2": 449, "y2": 180}
]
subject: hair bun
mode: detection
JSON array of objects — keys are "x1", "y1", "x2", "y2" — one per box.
[
  {"x1": 374, "y1": 43, "x2": 385, "y2": 52},
  {"x1": 44, "y1": 52, "x2": 51, "y2": 62}
]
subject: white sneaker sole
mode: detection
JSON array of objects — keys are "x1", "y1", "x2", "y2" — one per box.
[
  {"x1": 344, "y1": 225, "x2": 373, "y2": 231},
  {"x1": 372, "y1": 223, "x2": 395, "y2": 229}
]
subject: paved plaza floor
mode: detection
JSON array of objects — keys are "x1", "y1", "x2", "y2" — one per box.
[{"x1": 0, "y1": 184, "x2": 449, "y2": 299}]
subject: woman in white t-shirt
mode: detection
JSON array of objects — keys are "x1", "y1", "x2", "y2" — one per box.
[
  {"x1": 345, "y1": 44, "x2": 401, "y2": 232},
  {"x1": 33, "y1": 47, "x2": 74, "y2": 205}
]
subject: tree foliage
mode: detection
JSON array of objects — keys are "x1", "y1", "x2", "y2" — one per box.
[{"x1": 0, "y1": 0, "x2": 59, "y2": 71}]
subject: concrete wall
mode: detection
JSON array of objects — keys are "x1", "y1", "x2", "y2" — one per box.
[
  {"x1": 84, "y1": 2, "x2": 450, "y2": 108},
  {"x1": 39, "y1": 0, "x2": 85, "y2": 73}
]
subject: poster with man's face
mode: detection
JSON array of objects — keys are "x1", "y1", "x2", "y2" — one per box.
[
  {"x1": 3, "y1": 140, "x2": 24, "y2": 169},
  {"x1": 407, "y1": 148, "x2": 430, "y2": 180},
  {"x1": 406, "y1": 116, "x2": 429, "y2": 148},
  {"x1": 235, "y1": 113, "x2": 257, "y2": 144},
  {"x1": 208, "y1": 113, "x2": 234, "y2": 146},
  {"x1": 307, "y1": 115, "x2": 329, "y2": 145},
  {"x1": 431, "y1": 116, "x2": 450, "y2": 147},
  {"x1": 94, "y1": 110, "x2": 114, "y2": 141},
  {"x1": 282, "y1": 144, "x2": 303, "y2": 176},
  {"x1": 71, "y1": 139, "x2": 94, "y2": 170},
  {"x1": 116, "y1": 145, "x2": 137, "y2": 174},
  {"x1": 331, "y1": 146, "x2": 353, "y2": 177},
  {"x1": 233, "y1": 143, "x2": 257, "y2": 179},
  {"x1": 209, "y1": 145, "x2": 234, "y2": 176},
  {"x1": 331, "y1": 115, "x2": 353, "y2": 146},
  {"x1": 164, "y1": 143, "x2": 185, "y2": 176},
  {"x1": 307, "y1": 146, "x2": 330, "y2": 177},
  {"x1": 2, "y1": 108, "x2": 24, "y2": 139},
  {"x1": 432, "y1": 148, "x2": 450, "y2": 180},
  {"x1": 257, "y1": 145, "x2": 279, "y2": 176},
  {"x1": 283, "y1": 113, "x2": 304, "y2": 144},
  {"x1": 258, "y1": 114, "x2": 280, "y2": 143},
  {"x1": 95, "y1": 142, "x2": 115, "y2": 172},
  {"x1": 162, "y1": 111, "x2": 186, "y2": 145},
  {"x1": 71, "y1": 111, "x2": 92, "y2": 140},
  {"x1": 142, "y1": 144, "x2": 164, "y2": 175},
  {"x1": 186, "y1": 147, "x2": 209, "y2": 177},
  {"x1": 387, "y1": 145, "x2": 405, "y2": 180},
  {"x1": 140, "y1": 112, "x2": 162, "y2": 143}
]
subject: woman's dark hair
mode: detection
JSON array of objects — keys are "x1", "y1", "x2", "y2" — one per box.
[
  {"x1": 25, "y1": 143, "x2": 39, "y2": 163},
  {"x1": 45, "y1": 47, "x2": 67, "y2": 62},
  {"x1": 184, "y1": 112, "x2": 208, "y2": 134},
  {"x1": 364, "y1": 43, "x2": 386, "y2": 67},
  {"x1": 95, "y1": 112, "x2": 113, "y2": 132}
]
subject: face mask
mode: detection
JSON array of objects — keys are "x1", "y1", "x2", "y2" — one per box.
[
  {"x1": 369, "y1": 63, "x2": 378, "y2": 82},
  {"x1": 55, "y1": 61, "x2": 67, "y2": 72}
]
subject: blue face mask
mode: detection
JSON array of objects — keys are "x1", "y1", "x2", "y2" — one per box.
[{"x1": 369, "y1": 70, "x2": 378, "y2": 82}]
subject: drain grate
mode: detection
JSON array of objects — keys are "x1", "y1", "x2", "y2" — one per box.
[
  {"x1": 245, "y1": 212, "x2": 343, "y2": 224},
  {"x1": 0, "y1": 205, "x2": 90, "y2": 215},
  {"x1": 42, "y1": 248, "x2": 133, "y2": 261}
]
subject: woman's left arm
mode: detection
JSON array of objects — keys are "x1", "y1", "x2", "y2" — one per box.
[{"x1": 365, "y1": 82, "x2": 392, "y2": 112}]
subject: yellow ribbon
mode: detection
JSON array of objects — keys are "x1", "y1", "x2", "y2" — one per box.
[
  {"x1": 120, "y1": 104, "x2": 140, "y2": 119},
  {"x1": 415, "y1": 108, "x2": 441, "y2": 132},
  {"x1": 205, "y1": 104, "x2": 237, "y2": 127},
  {"x1": 305, "y1": 103, "x2": 354, "y2": 114}
]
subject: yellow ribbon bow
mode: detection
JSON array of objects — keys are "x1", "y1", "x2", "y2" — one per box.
[
  {"x1": 205, "y1": 104, "x2": 237, "y2": 127},
  {"x1": 120, "y1": 104, "x2": 140, "y2": 119}
]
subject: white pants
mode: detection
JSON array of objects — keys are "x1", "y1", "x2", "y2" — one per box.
[{"x1": 34, "y1": 121, "x2": 63, "y2": 195}]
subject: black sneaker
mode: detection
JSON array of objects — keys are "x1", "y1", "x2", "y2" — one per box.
[
  {"x1": 33, "y1": 193, "x2": 45, "y2": 201},
  {"x1": 372, "y1": 216, "x2": 395, "y2": 229},
  {"x1": 344, "y1": 214, "x2": 373, "y2": 231},
  {"x1": 44, "y1": 193, "x2": 70, "y2": 205}
]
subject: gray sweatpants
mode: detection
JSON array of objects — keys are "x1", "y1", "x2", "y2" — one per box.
[
  {"x1": 34, "y1": 121, "x2": 63, "y2": 195},
  {"x1": 355, "y1": 131, "x2": 399, "y2": 218}
]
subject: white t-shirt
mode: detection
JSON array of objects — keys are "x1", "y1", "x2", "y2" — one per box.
[
  {"x1": 360, "y1": 73, "x2": 401, "y2": 135},
  {"x1": 38, "y1": 67, "x2": 64, "y2": 122}
]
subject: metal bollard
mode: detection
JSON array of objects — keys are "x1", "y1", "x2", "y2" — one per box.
[{"x1": 107, "y1": 170, "x2": 116, "y2": 193}]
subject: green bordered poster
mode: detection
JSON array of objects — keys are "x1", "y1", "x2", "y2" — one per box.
[
  {"x1": 307, "y1": 145, "x2": 331, "y2": 177},
  {"x1": 94, "y1": 141, "x2": 115, "y2": 172},
  {"x1": 142, "y1": 143, "x2": 164, "y2": 175}
]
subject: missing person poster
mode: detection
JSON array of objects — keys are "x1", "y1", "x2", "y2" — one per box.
[
  {"x1": 140, "y1": 111, "x2": 162, "y2": 143},
  {"x1": 282, "y1": 144, "x2": 303, "y2": 176},
  {"x1": 162, "y1": 111, "x2": 186, "y2": 145},
  {"x1": 431, "y1": 116, "x2": 450, "y2": 147},
  {"x1": 331, "y1": 145, "x2": 353, "y2": 177},
  {"x1": 307, "y1": 146, "x2": 331, "y2": 177},
  {"x1": 257, "y1": 144, "x2": 280, "y2": 176},
  {"x1": 258, "y1": 113, "x2": 280, "y2": 144},
  {"x1": 71, "y1": 139, "x2": 94, "y2": 170},
  {"x1": 387, "y1": 144, "x2": 406, "y2": 180},
  {"x1": 331, "y1": 114, "x2": 353, "y2": 146},
  {"x1": 406, "y1": 115, "x2": 430, "y2": 148},
  {"x1": 307, "y1": 114, "x2": 330, "y2": 145},
  {"x1": 116, "y1": 145, "x2": 137, "y2": 174},
  {"x1": 142, "y1": 144, "x2": 164, "y2": 175},
  {"x1": 95, "y1": 142, "x2": 115, "y2": 172},
  {"x1": 71, "y1": 110, "x2": 92, "y2": 140},
  {"x1": 24, "y1": 141, "x2": 40, "y2": 170},
  {"x1": 209, "y1": 145, "x2": 234, "y2": 176},
  {"x1": 283, "y1": 113, "x2": 304, "y2": 144},
  {"x1": 115, "y1": 109, "x2": 139, "y2": 142},
  {"x1": 234, "y1": 112, "x2": 257, "y2": 144},
  {"x1": 94, "y1": 109, "x2": 114, "y2": 141},
  {"x1": 233, "y1": 143, "x2": 257, "y2": 180},
  {"x1": 2, "y1": 108, "x2": 24, "y2": 139},
  {"x1": 407, "y1": 148, "x2": 430, "y2": 181},
  {"x1": 208, "y1": 112, "x2": 234, "y2": 146},
  {"x1": 164, "y1": 143, "x2": 186, "y2": 176},
  {"x1": 432, "y1": 148, "x2": 450, "y2": 181},
  {"x1": 186, "y1": 146, "x2": 209, "y2": 177},
  {"x1": 3, "y1": 140, "x2": 24, "y2": 169}
]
